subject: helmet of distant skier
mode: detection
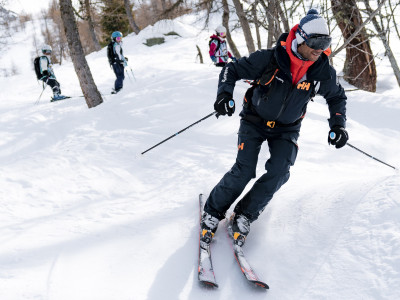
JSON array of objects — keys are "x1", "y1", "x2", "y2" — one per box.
[
  {"x1": 42, "y1": 44, "x2": 52, "y2": 55},
  {"x1": 215, "y1": 25, "x2": 226, "y2": 38},
  {"x1": 111, "y1": 31, "x2": 123, "y2": 41}
]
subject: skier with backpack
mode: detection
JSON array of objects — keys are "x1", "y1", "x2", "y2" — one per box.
[
  {"x1": 34, "y1": 44, "x2": 67, "y2": 101},
  {"x1": 107, "y1": 31, "x2": 129, "y2": 94},
  {"x1": 201, "y1": 10, "x2": 349, "y2": 249},
  {"x1": 209, "y1": 25, "x2": 236, "y2": 67}
]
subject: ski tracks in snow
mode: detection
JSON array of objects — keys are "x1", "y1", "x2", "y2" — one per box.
[{"x1": 298, "y1": 175, "x2": 400, "y2": 299}]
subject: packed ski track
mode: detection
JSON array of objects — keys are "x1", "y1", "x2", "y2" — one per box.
[{"x1": 0, "y1": 14, "x2": 400, "y2": 300}]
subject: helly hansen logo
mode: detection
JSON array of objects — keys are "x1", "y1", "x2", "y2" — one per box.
[
  {"x1": 297, "y1": 81, "x2": 311, "y2": 90},
  {"x1": 222, "y1": 66, "x2": 229, "y2": 82},
  {"x1": 238, "y1": 142, "x2": 244, "y2": 150}
]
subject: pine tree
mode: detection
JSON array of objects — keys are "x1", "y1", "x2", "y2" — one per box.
[{"x1": 100, "y1": 0, "x2": 130, "y2": 45}]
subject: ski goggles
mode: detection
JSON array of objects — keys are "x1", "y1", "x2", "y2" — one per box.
[
  {"x1": 43, "y1": 50, "x2": 52, "y2": 54},
  {"x1": 297, "y1": 25, "x2": 331, "y2": 50},
  {"x1": 305, "y1": 34, "x2": 332, "y2": 50},
  {"x1": 116, "y1": 36, "x2": 122, "y2": 42},
  {"x1": 219, "y1": 32, "x2": 226, "y2": 38}
]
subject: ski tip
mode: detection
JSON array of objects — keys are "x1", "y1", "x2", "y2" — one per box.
[
  {"x1": 251, "y1": 280, "x2": 269, "y2": 289},
  {"x1": 199, "y1": 280, "x2": 218, "y2": 288}
]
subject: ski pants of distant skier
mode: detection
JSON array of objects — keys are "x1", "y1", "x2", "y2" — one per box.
[
  {"x1": 112, "y1": 62, "x2": 125, "y2": 91},
  {"x1": 204, "y1": 119, "x2": 299, "y2": 222},
  {"x1": 42, "y1": 77, "x2": 61, "y2": 95}
]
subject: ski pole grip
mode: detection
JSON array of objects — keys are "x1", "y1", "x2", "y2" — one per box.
[{"x1": 329, "y1": 132, "x2": 336, "y2": 140}]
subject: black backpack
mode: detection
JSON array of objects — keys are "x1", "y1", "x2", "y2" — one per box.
[
  {"x1": 107, "y1": 42, "x2": 114, "y2": 64},
  {"x1": 209, "y1": 38, "x2": 221, "y2": 53},
  {"x1": 33, "y1": 57, "x2": 42, "y2": 80}
]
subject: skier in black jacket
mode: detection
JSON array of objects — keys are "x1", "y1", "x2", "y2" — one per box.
[{"x1": 200, "y1": 9, "x2": 349, "y2": 247}]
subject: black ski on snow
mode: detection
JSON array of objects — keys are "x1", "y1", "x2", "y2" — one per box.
[
  {"x1": 226, "y1": 220, "x2": 269, "y2": 289},
  {"x1": 198, "y1": 193, "x2": 218, "y2": 288}
]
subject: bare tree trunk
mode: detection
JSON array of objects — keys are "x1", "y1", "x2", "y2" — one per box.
[
  {"x1": 276, "y1": 1, "x2": 289, "y2": 32},
  {"x1": 265, "y1": 0, "x2": 274, "y2": 48},
  {"x1": 364, "y1": 0, "x2": 400, "y2": 87},
  {"x1": 388, "y1": 0, "x2": 400, "y2": 40},
  {"x1": 124, "y1": 0, "x2": 140, "y2": 34},
  {"x1": 259, "y1": 0, "x2": 283, "y2": 48},
  {"x1": 252, "y1": 1, "x2": 262, "y2": 49},
  {"x1": 232, "y1": 0, "x2": 255, "y2": 54},
  {"x1": 84, "y1": 0, "x2": 101, "y2": 51},
  {"x1": 331, "y1": 0, "x2": 377, "y2": 92},
  {"x1": 222, "y1": 0, "x2": 241, "y2": 58},
  {"x1": 151, "y1": 0, "x2": 159, "y2": 23},
  {"x1": 196, "y1": 45, "x2": 203, "y2": 64},
  {"x1": 59, "y1": 0, "x2": 103, "y2": 108}
]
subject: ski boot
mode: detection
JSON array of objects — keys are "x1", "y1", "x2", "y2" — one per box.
[
  {"x1": 200, "y1": 212, "x2": 219, "y2": 248},
  {"x1": 228, "y1": 213, "x2": 251, "y2": 247},
  {"x1": 51, "y1": 93, "x2": 69, "y2": 102},
  {"x1": 111, "y1": 88, "x2": 122, "y2": 94}
]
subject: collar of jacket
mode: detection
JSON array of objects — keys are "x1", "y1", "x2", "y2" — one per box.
[
  {"x1": 210, "y1": 34, "x2": 225, "y2": 42},
  {"x1": 275, "y1": 25, "x2": 332, "y2": 83}
]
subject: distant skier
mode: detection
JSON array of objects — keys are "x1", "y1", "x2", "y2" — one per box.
[
  {"x1": 107, "y1": 31, "x2": 129, "y2": 94},
  {"x1": 209, "y1": 25, "x2": 236, "y2": 67},
  {"x1": 34, "y1": 44, "x2": 67, "y2": 101},
  {"x1": 201, "y1": 10, "x2": 349, "y2": 248}
]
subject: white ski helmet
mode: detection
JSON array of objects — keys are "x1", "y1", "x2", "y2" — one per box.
[
  {"x1": 41, "y1": 44, "x2": 52, "y2": 54},
  {"x1": 215, "y1": 25, "x2": 227, "y2": 37}
]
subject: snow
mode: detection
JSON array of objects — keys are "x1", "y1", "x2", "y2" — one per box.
[{"x1": 1, "y1": 13, "x2": 400, "y2": 300}]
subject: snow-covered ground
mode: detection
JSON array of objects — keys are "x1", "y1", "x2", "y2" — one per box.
[{"x1": 0, "y1": 13, "x2": 399, "y2": 300}]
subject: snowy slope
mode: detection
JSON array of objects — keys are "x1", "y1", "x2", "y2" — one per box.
[{"x1": 0, "y1": 14, "x2": 399, "y2": 300}]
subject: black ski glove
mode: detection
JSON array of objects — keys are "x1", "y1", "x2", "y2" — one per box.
[
  {"x1": 125, "y1": 57, "x2": 128, "y2": 61},
  {"x1": 42, "y1": 70, "x2": 49, "y2": 76},
  {"x1": 214, "y1": 92, "x2": 235, "y2": 117},
  {"x1": 328, "y1": 126, "x2": 349, "y2": 149}
]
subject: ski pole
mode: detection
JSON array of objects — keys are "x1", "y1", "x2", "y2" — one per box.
[
  {"x1": 34, "y1": 83, "x2": 47, "y2": 105},
  {"x1": 129, "y1": 66, "x2": 136, "y2": 81},
  {"x1": 141, "y1": 111, "x2": 217, "y2": 155},
  {"x1": 346, "y1": 142, "x2": 397, "y2": 170},
  {"x1": 125, "y1": 69, "x2": 133, "y2": 83}
]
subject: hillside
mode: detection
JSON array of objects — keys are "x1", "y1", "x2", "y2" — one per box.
[{"x1": 0, "y1": 13, "x2": 399, "y2": 300}]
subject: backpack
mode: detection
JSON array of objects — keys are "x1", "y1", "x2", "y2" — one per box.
[
  {"x1": 209, "y1": 38, "x2": 221, "y2": 54},
  {"x1": 107, "y1": 42, "x2": 114, "y2": 64},
  {"x1": 33, "y1": 57, "x2": 42, "y2": 80},
  {"x1": 243, "y1": 52, "x2": 279, "y2": 107}
]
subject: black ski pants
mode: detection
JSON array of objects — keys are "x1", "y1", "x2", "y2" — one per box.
[
  {"x1": 42, "y1": 77, "x2": 61, "y2": 95},
  {"x1": 204, "y1": 119, "x2": 299, "y2": 222},
  {"x1": 112, "y1": 62, "x2": 125, "y2": 91}
]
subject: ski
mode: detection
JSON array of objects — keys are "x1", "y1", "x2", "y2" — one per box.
[
  {"x1": 198, "y1": 193, "x2": 218, "y2": 288},
  {"x1": 226, "y1": 220, "x2": 269, "y2": 289},
  {"x1": 50, "y1": 96, "x2": 72, "y2": 102}
]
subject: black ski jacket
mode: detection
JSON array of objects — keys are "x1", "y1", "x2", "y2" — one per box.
[{"x1": 217, "y1": 32, "x2": 347, "y2": 131}]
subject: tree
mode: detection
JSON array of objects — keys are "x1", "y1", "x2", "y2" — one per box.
[
  {"x1": 83, "y1": 0, "x2": 101, "y2": 51},
  {"x1": 363, "y1": 0, "x2": 400, "y2": 87},
  {"x1": 59, "y1": 0, "x2": 103, "y2": 108},
  {"x1": 100, "y1": 0, "x2": 130, "y2": 44},
  {"x1": 331, "y1": 0, "x2": 377, "y2": 92},
  {"x1": 232, "y1": 0, "x2": 255, "y2": 54},
  {"x1": 124, "y1": 0, "x2": 140, "y2": 34},
  {"x1": 222, "y1": 0, "x2": 241, "y2": 58},
  {"x1": 251, "y1": 1, "x2": 261, "y2": 50}
]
